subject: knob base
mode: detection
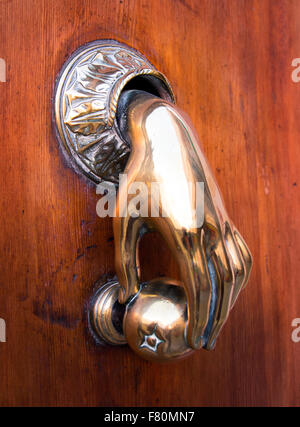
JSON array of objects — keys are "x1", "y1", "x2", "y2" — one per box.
[{"x1": 89, "y1": 279, "x2": 127, "y2": 346}]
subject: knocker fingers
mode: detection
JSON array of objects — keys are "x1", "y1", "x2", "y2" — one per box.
[
  {"x1": 233, "y1": 229, "x2": 253, "y2": 291},
  {"x1": 203, "y1": 230, "x2": 235, "y2": 350},
  {"x1": 177, "y1": 229, "x2": 213, "y2": 350},
  {"x1": 203, "y1": 222, "x2": 252, "y2": 349},
  {"x1": 224, "y1": 223, "x2": 247, "y2": 308}
]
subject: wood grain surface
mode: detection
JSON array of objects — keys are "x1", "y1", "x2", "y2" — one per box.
[{"x1": 0, "y1": 0, "x2": 299, "y2": 406}]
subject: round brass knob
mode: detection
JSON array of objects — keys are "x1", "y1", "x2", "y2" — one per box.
[{"x1": 123, "y1": 279, "x2": 193, "y2": 362}]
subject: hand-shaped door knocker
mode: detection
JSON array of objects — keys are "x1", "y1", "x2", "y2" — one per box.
[{"x1": 54, "y1": 40, "x2": 252, "y2": 361}]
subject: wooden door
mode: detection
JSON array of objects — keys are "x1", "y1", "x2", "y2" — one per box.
[{"x1": 0, "y1": 0, "x2": 299, "y2": 406}]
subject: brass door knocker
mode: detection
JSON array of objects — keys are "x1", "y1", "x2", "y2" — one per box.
[{"x1": 54, "y1": 40, "x2": 252, "y2": 362}]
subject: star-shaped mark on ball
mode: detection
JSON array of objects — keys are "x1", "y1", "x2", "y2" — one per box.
[{"x1": 140, "y1": 326, "x2": 164, "y2": 352}]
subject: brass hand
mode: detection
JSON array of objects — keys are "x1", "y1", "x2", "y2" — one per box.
[{"x1": 114, "y1": 90, "x2": 252, "y2": 350}]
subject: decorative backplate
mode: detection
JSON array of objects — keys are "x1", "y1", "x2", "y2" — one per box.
[{"x1": 54, "y1": 40, "x2": 174, "y2": 184}]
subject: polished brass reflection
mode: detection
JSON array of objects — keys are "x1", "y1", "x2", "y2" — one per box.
[
  {"x1": 124, "y1": 279, "x2": 193, "y2": 362},
  {"x1": 54, "y1": 40, "x2": 174, "y2": 184},
  {"x1": 114, "y1": 91, "x2": 252, "y2": 355},
  {"x1": 55, "y1": 41, "x2": 252, "y2": 362},
  {"x1": 89, "y1": 280, "x2": 127, "y2": 346}
]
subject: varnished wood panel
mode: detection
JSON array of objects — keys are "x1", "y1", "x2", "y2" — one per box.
[{"x1": 0, "y1": 0, "x2": 299, "y2": 406}]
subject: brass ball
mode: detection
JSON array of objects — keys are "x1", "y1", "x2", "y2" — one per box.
[{"x1": 123, "y1": 279, "x2": 193, "y2": 362}]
